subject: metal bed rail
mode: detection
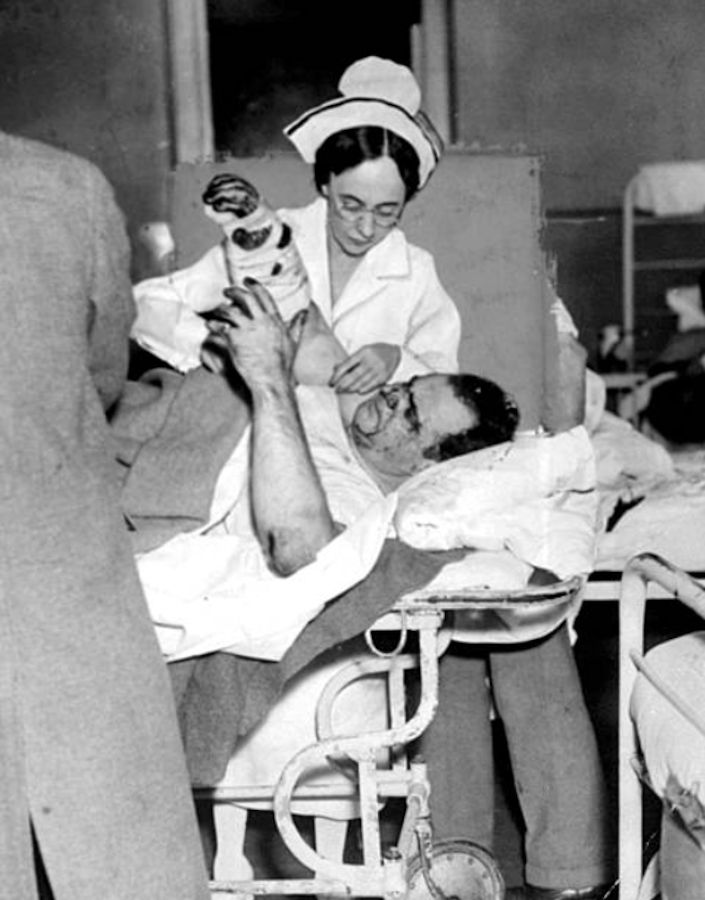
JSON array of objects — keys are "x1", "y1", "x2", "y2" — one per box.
[{"x1": 618, "y1": 552, "x2": 705, "y2": 900}]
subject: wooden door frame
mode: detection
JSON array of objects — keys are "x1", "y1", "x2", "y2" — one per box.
[{"x1": 165, "y1": 0, "x2": 214, "y2": 163}]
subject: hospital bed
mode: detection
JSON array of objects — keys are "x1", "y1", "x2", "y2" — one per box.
[
  {"x1": 574, "y1": 406, "x2": 705, "y2": 897},
  {"x1": 134, "y1": 411, "x2": 597, "y2": 896},
  {"x1": 119, "y1": 376, "x2": 596, "y2": 899},
  {"x1": 617, "y1": 552, "x2": 705, "y2": 900},
  {"x1": 194, "y1": 535, "x2": 705, "y2": 900},
  {"x1": 127, "y1": 153, "x2": 697, "y2": 896},
  {"x1": 200, "y1": 575, "x2": 584, "y2": 899}
]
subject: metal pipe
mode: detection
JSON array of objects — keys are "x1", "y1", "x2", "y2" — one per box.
[
  {"x1": 271, "y1": 612, "x2": 443, "y2": 894},
  {"x1": 618, "y1": 553, "x2": 705, "y2": 899}
]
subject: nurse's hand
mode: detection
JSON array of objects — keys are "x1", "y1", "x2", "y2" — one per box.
[{"x1": 329, "y1": 343, "x2": 401, "y2": 394}]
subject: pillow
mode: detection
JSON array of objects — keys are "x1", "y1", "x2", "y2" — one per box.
[
  {"x1": 396, "y1": 426, "x2": 594, "y2": 529},
  {"x1": 394, "y1": 426, "x2": 597, "y2": 578}
]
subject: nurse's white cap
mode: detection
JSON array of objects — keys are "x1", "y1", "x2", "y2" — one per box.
[{"x1": 283, "y1": 56, "x2": 444, "y2": 188}]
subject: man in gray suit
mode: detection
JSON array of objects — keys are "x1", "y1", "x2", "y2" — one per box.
[{"x1": 0, "y1": 131, "x2": 209, "y2": 900}]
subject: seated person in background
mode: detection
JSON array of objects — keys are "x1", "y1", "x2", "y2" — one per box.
[
  {"x1": 637, "y1": 295, "x2": 705, "y2": 449},
  {"x1": 649, "y1": 327, "x2": 705, "y2": 378},
  {"x1": 641, "y1": 371, "x2": 705, "y2": 450}
]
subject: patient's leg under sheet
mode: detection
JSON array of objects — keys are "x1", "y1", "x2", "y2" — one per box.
[{"x1": 422, "y1": 625, "x2": 614, "y2": 889}]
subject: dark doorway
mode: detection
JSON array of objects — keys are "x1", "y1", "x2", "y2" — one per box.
[{"x1": 207, "y1": 0, "x2": 420, "y2": 157}]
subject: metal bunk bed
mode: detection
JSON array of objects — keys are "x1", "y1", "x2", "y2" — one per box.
[{"x1": 622, "y1": 167, "x2": 705, "y2": 373}]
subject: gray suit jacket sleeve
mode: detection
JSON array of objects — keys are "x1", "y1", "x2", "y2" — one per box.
[{"x1": 84, "y1": 164, "x2": 135, "y2": 411}]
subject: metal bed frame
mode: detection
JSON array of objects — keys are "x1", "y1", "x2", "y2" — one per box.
[
  {"x1": 203, "y1": 576, "x2": 584, "y2": 899},
  {"x1": 618, "y1": 552, "x2": 705, "y2": 900},
  {"x1": 622, "y1": 174, "x2": 705, "y2": 375}
]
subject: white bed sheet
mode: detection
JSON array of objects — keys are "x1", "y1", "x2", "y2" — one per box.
[
  {"x1": 594, "y1": 414, "x2": 705, "y2": 571},
  {"x1": 139, "y1": 494, "x2": 396, "y2": 662}
]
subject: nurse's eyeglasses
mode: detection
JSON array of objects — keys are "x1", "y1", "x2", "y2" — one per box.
[{"x1": 331, "y1": 194, "x2": 402, "y2": 228}]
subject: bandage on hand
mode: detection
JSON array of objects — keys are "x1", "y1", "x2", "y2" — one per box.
[{"x1": 202, "y1": 173, "x2": 311, "y2": 323}]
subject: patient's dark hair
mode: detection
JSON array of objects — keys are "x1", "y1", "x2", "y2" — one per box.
[
  {"x1": 314, "y1": 126, "x2": 421, "y2": 201},
  {"x1": 643, "y1": 373, "x2": 705, "y2": 446},
  {"x1": 423, "y1": 374, "x2": 520, "y2": 463}
]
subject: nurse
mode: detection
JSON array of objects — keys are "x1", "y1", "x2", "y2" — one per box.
[{"x1": 132, "y1": 56, "x2": 461, "y2": 392}]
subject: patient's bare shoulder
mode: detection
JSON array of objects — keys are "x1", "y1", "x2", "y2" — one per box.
[
  {"x1": 292, "y1": 302, "x2": 347, "y2": 385},
  {"x1": 290, "y1": 302, "x2": 368, "y2": 427}
]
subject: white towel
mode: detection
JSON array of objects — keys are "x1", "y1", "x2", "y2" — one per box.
[{"x1": 632, "y1": 161, "x2": 705, "y2": 216}]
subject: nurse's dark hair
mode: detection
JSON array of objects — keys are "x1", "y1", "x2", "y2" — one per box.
[
  {"x1": 423, "y1": 374, "x2": 520, "y2": 463},
  {"x1": 313, "y1": 126, "x2": 421, "y2": 201}
]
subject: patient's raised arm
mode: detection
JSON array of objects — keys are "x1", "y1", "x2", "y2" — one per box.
[
  {"x1": 291, "y1": 302, "x2": 368, "y2": 427},
  {"x1": 210, "y1": 281, "x2": 337, "y2": 576}
]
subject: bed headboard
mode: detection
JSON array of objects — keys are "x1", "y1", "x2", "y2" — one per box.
[{"x1": 169, "y1": 151, "x2": 551, "y2": 428}]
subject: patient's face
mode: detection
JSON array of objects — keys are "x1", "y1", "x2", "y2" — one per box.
[{"x1": 350, "y1": 374, "x2": 476, "y2": 484}]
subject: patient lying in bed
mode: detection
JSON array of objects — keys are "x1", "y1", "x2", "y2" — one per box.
[
  {"x1": 112, "y1": 280, "x2": 605, "y2": 893},
  {"x1": 125, "y1": 282, "x2": 598, "y2": 663},
  {"x1": 133, "y1": 291, "x2": 529, "y2": 658}
]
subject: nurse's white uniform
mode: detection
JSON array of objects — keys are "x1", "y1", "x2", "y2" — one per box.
[{"x1": 132, "y1": 197, "x2": 460, "y2": 380}]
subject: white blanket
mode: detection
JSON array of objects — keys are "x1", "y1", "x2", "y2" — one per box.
[
  {"x1": 592, "y1": 410, "x2": 675, "y2": 533},
  {"x1": 593, "y1": 414, "x2": 705, "y2": 570}
]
